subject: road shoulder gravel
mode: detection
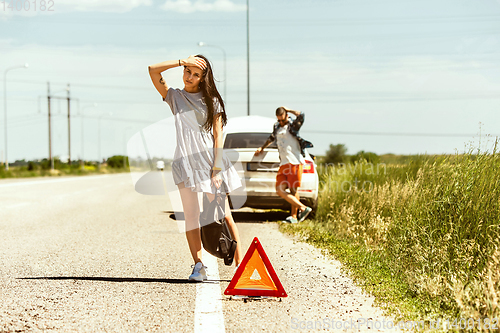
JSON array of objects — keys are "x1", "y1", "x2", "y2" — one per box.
[{"x1": 218, "y1": 222, "x2": 397, "y2": 332}]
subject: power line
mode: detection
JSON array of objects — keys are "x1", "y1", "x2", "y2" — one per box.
[
  {"x1": 253, "y1": 16, "x2": 500, "y2": 27},
  {"x1": 79, "y1": 115, "x2": 158, "y2": 124},
  {"x1": 8, "y1": 14, "x2": 500, "y2": 27},
  {"x1": 9, "y1": 116, "x2": 497, "y2": 139},
  {"x1": 9, "y1": 79, "x2": 151, "y2": 91},
  {"x1": 7, "y1": 112, "x2": 159, "y2": 129},
  {"x1": 301, "y1": 130, "x2": 499, "y2": 138},
  {"x1": 235, "y1": 95, "x2": 500, "y2": 104},
  {"x1": 2, "y1": 96, "x2": 161, "y2": 105},
  {"x1": 39, "y1": 113, "x2": 157, "y2": 124},
  {"x1": 4, "y1": 90, "x2": 500, "y2": 104}
]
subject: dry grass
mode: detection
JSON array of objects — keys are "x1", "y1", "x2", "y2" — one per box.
[{"x1": 297, "y1": 141, "x2": 500, "y2": 322}]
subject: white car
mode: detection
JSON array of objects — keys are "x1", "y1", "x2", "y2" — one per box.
[
  {"x1": 156, "y1": 160, "x2": 165, "y2": 171},
  {"x1": 223, "y1": 115, "x2": 319, "y2": 216}
]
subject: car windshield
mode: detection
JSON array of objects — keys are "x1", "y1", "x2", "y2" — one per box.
[{"x1": 224, "y1": 133, "x2": 277, "y2": 149}]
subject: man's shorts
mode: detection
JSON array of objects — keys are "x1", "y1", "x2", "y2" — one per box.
[{"x1": 276, "y1": 163, "x2": 303, "y2": 189}]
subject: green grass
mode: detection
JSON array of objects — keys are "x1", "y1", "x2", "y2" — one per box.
[
  {"x1": 0, "y1": 155, "x2": 151, "y2": 179},
  {"x1": 281, "y1": 222, "x2": 447, "y2": 321},
  {"x1": 0, "y1": 165, "x2": 130, "y2": 178},
  {"x1": 282, "y1": 141, "x2": 500, "y2": 326}
]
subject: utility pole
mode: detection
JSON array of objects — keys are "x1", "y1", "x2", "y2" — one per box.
[
  {"x1": 47, "y1": 83, "x2": 75, "y2": 169},
  {"x1": 247, "y1": 0, "x2": 250, "y2": 116},
  {"x1": 67, "y1": 83, "x2": 71, "y2": 165},
  {"x1": 47, "y1": 82, "x2": 53, "y2": 170}
]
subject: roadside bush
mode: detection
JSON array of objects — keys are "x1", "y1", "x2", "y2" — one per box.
[
  {"x1": 350, "y1": 150, "x2": 380, "y2": 164},
  {"x1": 40, "y1": 159, "x2": 51, "y2": 170},
  {"x1": 53, "y1": 157, "x2": 69, "y2": 170},
  {"x1": 27, "y1": 161, "x2": 37, "y2": 171},
  {"x1": 84, "y1": 165, "x2": 96, "y2": 171},
  {"x1": 0, "y1": 159, "x2": 129, "y2": 178},
  {"x1": 107, "y1": 155, "x2": 128, "y2": 169},
  {"x1": 324, "y1": 143, "x2": 348, "y2": 165}
]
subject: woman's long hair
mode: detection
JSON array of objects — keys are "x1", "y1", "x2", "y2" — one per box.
[{"x1": 195, "y1": 54, "x2": 227, "y2": 132}]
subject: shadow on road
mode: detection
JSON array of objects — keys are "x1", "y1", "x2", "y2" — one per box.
[
  {"x1": 19, "y1": 277, "x2": 231, "y2": 284},
  {"x1": 165, "y1": 210, "x2": 289, "y2": 223}
]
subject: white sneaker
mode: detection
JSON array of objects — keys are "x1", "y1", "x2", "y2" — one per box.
[{"x1": 189, "y1": 262, "x2": 207, "y2": 282}]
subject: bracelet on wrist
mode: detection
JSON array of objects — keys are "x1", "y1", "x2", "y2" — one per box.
[{"x1": 212, "y1": 166, "x2": 222, "y2": 171}]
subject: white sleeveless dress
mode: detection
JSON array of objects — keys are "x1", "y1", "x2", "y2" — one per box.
[{"x1": 164, "y1": 88, "x2": 242, "y2": 194}]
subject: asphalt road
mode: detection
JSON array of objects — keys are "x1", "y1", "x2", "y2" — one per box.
[{"x1": 0, "y1": 173, "x2": 394, "y2": 332}]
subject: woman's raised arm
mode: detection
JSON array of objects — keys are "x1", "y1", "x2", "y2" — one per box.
[
  {"x1": 148, "y1": 60, "x2": 180, "y2": 99},
  {"x1": 148, "y1": 56, "x2": 207, "y2": 99}
]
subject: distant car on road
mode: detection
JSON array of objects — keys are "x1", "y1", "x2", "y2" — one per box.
[
  {"x1": 156, "y1": 160, "x2": 165, "y2": 171},
  {"x1": 223, "y1": 115, "x2": 319, "y2": 215}
]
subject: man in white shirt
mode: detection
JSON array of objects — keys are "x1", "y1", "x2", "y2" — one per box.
[{"x1": 254, "y1": 106, "x2": 313, "y2": 223}]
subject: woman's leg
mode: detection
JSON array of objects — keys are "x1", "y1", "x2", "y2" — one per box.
[
  {"x1": 205, "y1": 192, "x2": 243, "y2": 266},
  {"x1": 178, "y1": 182, "x2": 202, "y2": 264},
  {"x1": 224, "y1": 198, "x2": 243, "y2": 266}
]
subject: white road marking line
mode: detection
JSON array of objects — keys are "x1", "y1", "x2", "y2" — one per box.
[
  {"x1": 194, "y1": 249, "x2": 225, "y2": 333},
  {"x1": 0, "y1": 175, "x2": 114, "y2": 188}
]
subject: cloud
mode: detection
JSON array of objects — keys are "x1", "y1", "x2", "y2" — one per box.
[
  {"x1": 160, "y1": 0, "x2": 246, "y2": 13},
  {"x1": 56, "y1": 0, "x2": 153, "y2": 12}
]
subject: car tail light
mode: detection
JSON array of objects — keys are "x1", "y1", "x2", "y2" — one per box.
[{"x1": 303, "y1": 160, "x2": 314, "y2": 173}]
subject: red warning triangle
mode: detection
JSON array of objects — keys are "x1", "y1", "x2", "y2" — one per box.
[{"x1": 224, "y1": 237, "x2": 287, "y2": 297}]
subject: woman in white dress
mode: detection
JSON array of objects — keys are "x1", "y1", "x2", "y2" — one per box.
[{"x1": 148, "y1": 55, "x2": 243, "y2": 281}]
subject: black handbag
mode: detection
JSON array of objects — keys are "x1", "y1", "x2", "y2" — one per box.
[{"x1": 199, "y1": 186, "x2": 237, "y2": 266}]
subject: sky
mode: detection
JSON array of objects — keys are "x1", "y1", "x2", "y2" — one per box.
[{"x1": 1, "y1": 0, "x2": 500, "y2": 163}]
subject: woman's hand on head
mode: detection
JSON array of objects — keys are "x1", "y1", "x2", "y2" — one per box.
[{"x1": 184, "y1": 55, "x2": 207, "y2": 70}]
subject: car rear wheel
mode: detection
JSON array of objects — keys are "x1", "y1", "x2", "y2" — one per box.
[{"x1": 304, "y1": 198, "x2": 318, "y2": 219}]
